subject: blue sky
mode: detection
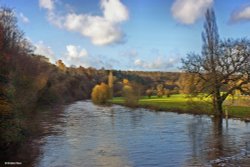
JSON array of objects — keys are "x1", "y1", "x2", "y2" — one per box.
[{"x1": 1, "y1": 0, "x2": 250, "y2": 71}]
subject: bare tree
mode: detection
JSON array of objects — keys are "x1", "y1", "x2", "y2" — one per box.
[
  {"x1": 0, "y1": 7, "x2": 32, "y2": 54},
  {"x1": 182, "y1": 9, "x2": 250, "y2": 116}
]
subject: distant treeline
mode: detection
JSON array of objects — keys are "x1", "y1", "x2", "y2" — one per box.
[{"x1": 112, "y1": 70, "x2": 180, "y2": 97}]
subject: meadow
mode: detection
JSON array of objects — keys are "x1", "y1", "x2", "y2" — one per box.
[{"x1": 111, "y1": 94, "x2": 250, "y2": 120}]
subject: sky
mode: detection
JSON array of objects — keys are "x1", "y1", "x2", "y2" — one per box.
[{"x1": 1, "y1": 0, "x2": 250, "y2": 71}]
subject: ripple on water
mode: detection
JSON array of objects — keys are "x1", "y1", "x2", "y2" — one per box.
[{"x1": 35, "y1": 101, "x2": 250, "y2": 167}]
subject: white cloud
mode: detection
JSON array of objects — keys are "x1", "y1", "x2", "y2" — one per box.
[
  {"x1": 62, "y1": 45, "x2": 90, "y2": 67},
  {"x1": 42, "y1": 0, "x2": 129, "y2": 45},
  {"x1": 134, "y1": 56, "x2": 179, "y2": 70},
  {"x1": 66, "y1": 45, "x2": 88, "y2": 59},
  {"x1": 62, "y1": 45, "x2": 120, "y2": 69},
  {"x1": 47, "y1": 11, "x2": 64, "y2": 28},
  {"x1": 39, "y1": 0, "x2": 54, "y2": 11},
  {"x1": 101, "y1": 0, "x2": 129, "y2": 23},
  {"x1": 34, "y1": 41, "x2": 56, "y2": 63},
  {"x1": 19, "y1": 12, "x2": 29, "y2": 23},
  {"x1": 134, "y1": 59, "x2": 143, "y2": 66},
  {"x1": 231, "y1": 6, "x2": 250, "y2": 22},
  {"x1": 171, "y1": 0, "x2": 213, "y2": 24},
  {"x1": 134, "y1": 57, "x2": 165, "y2": 69},
  {"x1": 63, "y1": 14, "x2": 124, "y2": 45}
]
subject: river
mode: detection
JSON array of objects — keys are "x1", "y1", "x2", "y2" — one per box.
[{"x1": 13, "y1": 101, "x2": 250, "y2": 166}]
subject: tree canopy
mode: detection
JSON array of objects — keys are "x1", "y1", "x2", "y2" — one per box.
[{"x1": 91, "y1": 83, "x2": 110, "y2": 104}]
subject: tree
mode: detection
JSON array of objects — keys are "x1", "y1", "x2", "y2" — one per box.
[
  {"x1": 156, "y1": 84, "x2": 164, "y2": 97},
  {"x1": 122, "y1": 85, "x2": 139, "y2": 107},
  {"x1": 122, "y1": 79, "x2": 139, "y2": 106},
  {"x1": 91, "y1": 82, "x2": 109, "y2": 104},
  {"x1": 146, "y1": 89, "x2": 153, "y2": 98},
  {"x1": 164, "y1": 88, "x2": 171, "y2": 97},
  {"x1": 178, "y1": 73, "x2": 191, "y2": 94},
  {"x1": 56, "y1": 60, "x2": 67, "y2": 72},
  {"x1": 123, "y1": 79, "x2": 129, "y2": 85},
  {"x1": 177, "y1": 73, "x2": 205, "y2": 95},
  {"x1": 0, "y1": 7, "x2": 35, "y2": 149},
  {"x1": 182, "y1": 9, "x2": 250, "y2": 116},
  {"x1": 0, "y1": 7, "x2": 32, "y2": 54},
  {"x1": 108, "y1": 70, "x2": 113, "y2": 99}
]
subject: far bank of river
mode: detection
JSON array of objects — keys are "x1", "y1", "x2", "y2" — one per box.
[{"x1": 111, "y1": 96, "x2": 250, "y2": 122}]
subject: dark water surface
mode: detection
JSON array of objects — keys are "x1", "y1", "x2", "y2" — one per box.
[{"x1": 32, "y1": 101, "x2": 250, "y2": 166}]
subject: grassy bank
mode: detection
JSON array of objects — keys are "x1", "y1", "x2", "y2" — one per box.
[{"x1": 111, "y1": 94, "x2": 250, "y2": 121}]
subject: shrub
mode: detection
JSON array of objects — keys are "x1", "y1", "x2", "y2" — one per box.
[
  {"x1": 164, "y1": 88, "x2": 171, "y2": 97},
  {"x1": 146, "y1": 89, "x2": 153, "y2": 98},
  {"x1": 122, "y1": 85, "x2": 139, "y2": 107},
  {"x1": 91, "y1": 83, "x2": 109, "y2": 104}
]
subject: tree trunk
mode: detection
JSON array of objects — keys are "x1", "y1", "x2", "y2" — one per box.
[
  {"x1": 213, "y1": 88, "x2": 223, "y2": 117},
  {"x1": 214, "y1": 100, "x2": 223, "y2": 116}
]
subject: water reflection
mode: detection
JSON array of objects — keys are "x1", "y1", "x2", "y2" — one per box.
[
  {"x1": 186, "y1": 116, "x2": 250, "y2": 166},
  {"x1": 129, "y1": 109, "x2": 144, "y2": 129},
  {"x1": 34, "y1": 101, "x2": 250, "y2": 167}
]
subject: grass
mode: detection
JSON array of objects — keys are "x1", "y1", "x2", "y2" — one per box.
[{"x1": 111, "y1": 94, "x2": 250, "y2": 121}]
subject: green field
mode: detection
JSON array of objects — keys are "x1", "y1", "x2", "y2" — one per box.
[{"x1": 111, "y1": 94, "x2": 250, "y2": 120}]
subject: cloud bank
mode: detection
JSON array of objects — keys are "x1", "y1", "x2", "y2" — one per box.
[
  {"x1": 171, "y1": 0, "x2": 213, "y2": 24},
  {"x1": 34, "y1": 41, "x2": 56, "y2": 63},
  {"x1": 62, "y1": 44, "x2": 118, "y2": 69},
  {"x1": 230, "y1": 5, "x2": 250, "y2": 22},
  {"x1": 134, "y1": 56, "x2": 179, "y2": 70},
  {"x1": 39, "y1": 0, "x2": 129, "y2": 45},
  {"x1": 39, "y1": 0, "x2": 54, "y2": 11},
  {"x1": 66, "y1": 45, "x2": 88, "y2": 59},
  {"x1": 62, "y1": 45, "x2": 89, "y2": 67}
]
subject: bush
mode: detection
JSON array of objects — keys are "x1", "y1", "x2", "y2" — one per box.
[
  {"x1": 146, "y1": 89, "x2": 153, "y2": 98},
  {"x1": 91, "y1": 83, "x2": 109, "y2": 104},
  {"x1": 164, "y1": 88, "x2": 171, "y2": 97},
  {"x1": 156, "y1": 84, "x2": 164, "y2": 98},
  {"x1": 122, "y1": 85, "x2": 139, "y2": 107}
]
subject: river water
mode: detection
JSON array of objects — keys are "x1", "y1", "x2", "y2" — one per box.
[{"x1": 31, "y1": 101, "x2": 250, "y2": 167}]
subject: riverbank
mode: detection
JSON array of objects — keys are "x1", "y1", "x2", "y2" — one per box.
[
  {"x1": 0, "y1": 105, "x2": 64, "y2": 166},
  {"x1": 111, "y1": 95, "x2": 250, "y2": 122}
]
